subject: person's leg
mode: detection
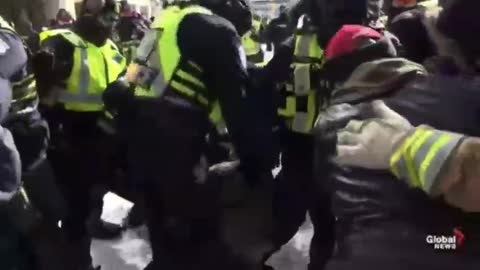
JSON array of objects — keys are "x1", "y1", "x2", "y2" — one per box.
[
  {"x1": 272, "y1": 137, "x2": 311, "y2": 249},
  {"x1": 308, "y1": 193, "x2": 335, "y2": 270},
  {"x1": 272, "y1": 166, "x2": 308, "y2": 247},
  {"x1": 0, "y1": 212, "x2": 35, "y2": 270},
  {"x1": 132, "y1": 102, "x2": 250, "y2": 270},
  {"x1": 49, "y1": 135, "x2": 107, "y2": 269},
  {"x1": 21, "y1": 159, "x2": 72, "y2": 270}
]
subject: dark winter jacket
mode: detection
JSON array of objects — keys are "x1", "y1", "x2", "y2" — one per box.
[{"x1": 314, "y1": 59, "x2": 480, "y2": 269}]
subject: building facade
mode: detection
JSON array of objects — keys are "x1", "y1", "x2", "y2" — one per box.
[{"x1": 44, "y1": 0, "x2": 156, "y2": 21}]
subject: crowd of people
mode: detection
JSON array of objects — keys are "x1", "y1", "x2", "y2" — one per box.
[{"x1": 0, "y1": 0, "x2": 480, "y2": 270}]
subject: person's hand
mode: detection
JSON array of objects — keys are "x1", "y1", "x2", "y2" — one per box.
[
  {"x1": 335, "y1": 100, "x2": 413, "y2": 169},
  {"x1": 32, "y1": 50, "x2": 65, "y2": 106},
  {"x1": 0, "y1": 126, "x2": 21, "y2": 202},
  {"x1": 32, "y1": 50, "x2": 54, "y2": 84},
  {"x1": 102, "y1": 79, "x2": 135, "y2": 116}
]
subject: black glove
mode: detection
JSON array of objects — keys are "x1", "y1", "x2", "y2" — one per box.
[
  {"x1": 32, "y1": 50, "x2": 55, "y2": 98},
  {"x1": 102, "y1": 79, "x2": 136, "y2": 117}
]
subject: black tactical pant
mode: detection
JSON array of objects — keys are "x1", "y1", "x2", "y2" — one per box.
[
  {"x1": 0, "y1": 211, "x2": 34, "y2": 270},
  {"x1": 126, "y1": 98, "x2": 249, "y2": 270},
  {"x1": 45, "y1": 110, "x2": 116, "y2": 269},
  {"x1": 272, "y1": 130, "x2": 335, "y2": 270}
]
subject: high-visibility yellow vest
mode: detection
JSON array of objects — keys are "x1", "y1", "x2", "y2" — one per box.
[
  {"x1": 9, "y1": 73, "x2": 38, "y2": 119},
  {"x1": 132, "y1": 5, "x2": 224, "y2": 126},
  {"x1": 277, "y1": 15, "x2": 324, "y2": 134},
  {"x1": 151, "y1": 5, "x2": 182, "y2": 29},
  {"x1": 390, "y1": 125, "x2": 464, "y2": 193},
  {"x1": 241, "y1": 18, "x2": 262, "y2": 58},
  {"x1": 0, "y1": 16, "x2": 39, "y2": 119},
  {"x1": 39, "y1": 29, "x2": 126, "y2": 112}
]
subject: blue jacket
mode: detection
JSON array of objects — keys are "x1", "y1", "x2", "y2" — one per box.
[{"x1": 0, "y1": 29, "x2": 23, "y2": 202}]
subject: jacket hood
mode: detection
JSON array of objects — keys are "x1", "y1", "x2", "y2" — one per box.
[{"x1": 331, "y1": 57, "x2": 427, "y2": 105}]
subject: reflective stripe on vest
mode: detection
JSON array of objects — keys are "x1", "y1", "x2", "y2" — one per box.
[
  {"x1": 277, "y1": 15, "x2": 324, "y2": 134},
  {"x1": 40, "y1": 30, "x2": 126, "y2": 112},
  {"x1": 0, "y1": 16, "x2": 16, "y2": 33},
  {"x1": 134, "y1": 6, "x2": 223, "y2": 125},
  {"x1": 10, "y1": 74, "x2": 39, "y2": 117},
  {"x1": 390, "y1": 126, "x2": 464, "y2": 193},
  {"x1": 1, "y1": 17, "x2": 39, "y2": 118}
]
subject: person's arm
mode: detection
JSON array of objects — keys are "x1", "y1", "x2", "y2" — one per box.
[
  {"x1": 389, "y1": 126, "x2": 480, "y2": 211},
  {"x1": 0, "y1": 125, "x2": 21, "y2": 202},
  {"x1": 178, "y1": 14, "x2": 276, "y2": 180},
  {"x1": 335, "y1": 100, "x2": 480, "y2": 212},
  {"x1": 32, "y1": 35, "x2": 73, "y2": 105}
]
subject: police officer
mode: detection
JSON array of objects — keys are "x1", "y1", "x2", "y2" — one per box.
[
  {"x1": 103, "y1": 0, "x2": 275, "y2": 268},
  {"x1": 32, "y1": 0, "x2": 126, "y2": 268},
  {"x1": 0, "y1": 16, "x2": 25, "y2": 270},
  {"x1": 1, "y1": 13, "x2": 73, "y2": 270},
  {"x1": 264, "y1": 6, "x2": 293, "y2": 52},
  {"x1": 260, "y1": 0, "x2": 384, "y2": 268}
]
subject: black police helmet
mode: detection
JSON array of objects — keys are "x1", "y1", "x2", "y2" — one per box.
[
  {"x1": 198, "y1": 0, "x2": 253, "y2": 36},
  {"x1": 80, "y1": 0, "x2": 119, "y2": 20}
]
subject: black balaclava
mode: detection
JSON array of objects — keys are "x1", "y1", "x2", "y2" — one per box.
[
  {"x1": 74, "y1": 0, "x2": 119, "y2": 46},
  {"x1": 198, "y1": 0, "x2": 253, "y2": 36}
]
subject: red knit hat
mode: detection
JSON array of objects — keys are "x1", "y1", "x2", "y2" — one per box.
[{"x1": 325, "y1": 25, "x2": 382, "y2": 60}]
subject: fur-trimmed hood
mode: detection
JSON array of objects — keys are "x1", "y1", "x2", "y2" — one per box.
[{"x1": 421, "y1": 6, "x2": 472, "y2": 73}]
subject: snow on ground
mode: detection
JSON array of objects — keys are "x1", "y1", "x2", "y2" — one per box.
[
  {"x1": 91, "y1": 166, "x2": 313, "y2": 270},
  {"x1": 91, "y1": 207, "x2": 312, "y2": 270},
  {"x1": 92, "y1": 227, "x2": 151, "y2": 270}
]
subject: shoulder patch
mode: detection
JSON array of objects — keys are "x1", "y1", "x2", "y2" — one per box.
[{"x1": 113, "y1": 53, "x2": 124, "y2": 64}]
